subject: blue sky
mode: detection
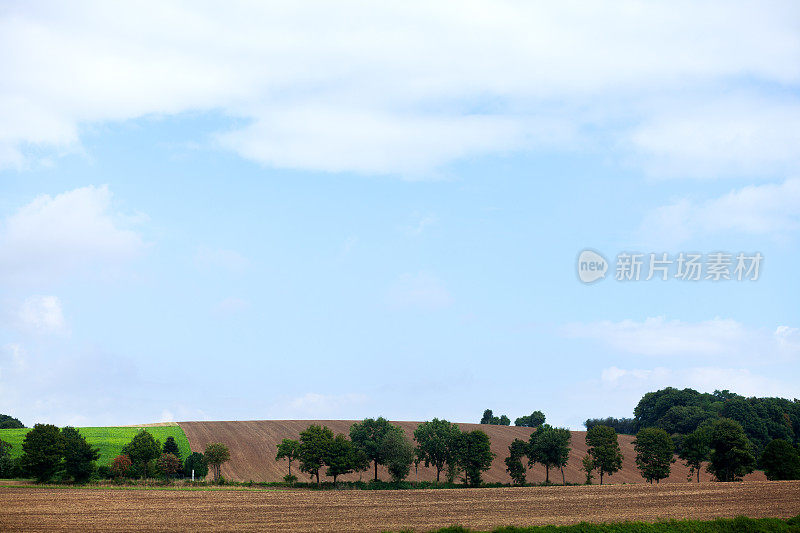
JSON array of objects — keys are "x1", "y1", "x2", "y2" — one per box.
[{"x1": 1, "y1": 1, "x2": 799, "y2": 428}]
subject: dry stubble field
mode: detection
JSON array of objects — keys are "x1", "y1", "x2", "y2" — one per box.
[{"x1": 1, "y1": 480, "x2": 799, "y2": 532}]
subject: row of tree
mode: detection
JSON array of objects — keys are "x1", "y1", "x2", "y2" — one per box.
[
  {"x1": 276, "y1": 418, "x2": 495, "y2": 485},
  {"x1": 479, "y1": 409, "x2": 546, "y2": 428}
]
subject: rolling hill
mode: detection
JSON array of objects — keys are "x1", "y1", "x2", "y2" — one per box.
[{"x1": 178, "y1": 420, "x2": 767, "y2": 484}]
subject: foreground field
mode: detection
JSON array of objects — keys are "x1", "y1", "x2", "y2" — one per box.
[
  {"x1": 0, "y1": 425, "x2": 191, "y2": 466},
  {"x1": 1, "y1": 480, "x2": 798, "y2": 532},
  {"x1": 178, "y1": 420, "x2": 767, "y2": 484}
]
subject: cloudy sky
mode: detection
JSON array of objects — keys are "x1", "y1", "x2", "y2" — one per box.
[{"x1": 1, "y1": 1, "x2": 799, "y2": 428}]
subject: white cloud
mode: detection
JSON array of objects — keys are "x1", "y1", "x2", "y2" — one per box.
[
  {"x1": 600, "y1": 365, "x2": 800, "y2": 399},
  {"x1": 386, "y1": 272, "x2": 453, "y2": 310},
  {"x1": 401, "y1": 213, "x2": 438, "y2": 236},
  {"x1": 284, "y1": 392, "x2": 368, "y2": 418},
  {"x1": 565, "y1": 316, "x2": 800, "y2": 360},
  {"x1": 194, "y1": 247, "x2": 249, "y2": 273},
  {"x1": 0, "y1": 185, "x2": 145, "y2": 282},
  {"x1": 630, "y1": 96, "x2": 800, "y2": 179},
  {"x1": 641, "y1": 178, "x2": 800, "y2": 245},
  {"x1": 215, "y1": 297, "x2": 250, "y2": 315},
  {"x1": 15, "y1": 295, "x2": 67, "y2": 335},
  {"x1": 1, "y1": 1, "x2": 798, "y2": 176}
]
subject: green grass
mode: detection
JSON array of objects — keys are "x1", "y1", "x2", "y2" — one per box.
[{"x1": 0, "y1": 426, "x2": 192, "y2": 466}]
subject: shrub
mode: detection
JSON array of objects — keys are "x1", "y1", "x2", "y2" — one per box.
[
  {"x1": 111, "y1": 454, "x2": 132, "y2": 478},
  {"x1": 156, "y1": 453, "x2": 182, "y2": 478},
  {"x1": 184, "y1": 452, "x2": 208, "y2": 479}
]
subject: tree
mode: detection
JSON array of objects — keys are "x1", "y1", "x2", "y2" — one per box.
[
  {"x1": 414, "y1": 419, "x2": 461, "y2": 482},
  {"x1": 61, "y1": 427, "x2": 99, "y2": 483},
  {"x1": 275, "y1": 438, "x2": 301, "y2": 478},
  {"x1": 204, "y1": 443, "x2": 230, "y2": 483},
  {"x1": 349, "y1": 417, "x2": 403, "y2": 481},
  {"x1": 121, "y1": 430, "x2": 161, "y2": 477},
  {"x1": 0, "y1": 439, "x2": 14, "y2": 478},
  {"x1": 299, "y1": 425, "x2": 334, "y2": 484},
  {"x1": 530, "y1": 425, "x2": 571, "y2": 484},
  {"x1": 760, "y1": 439, "x2": 800, "y2": 481},
  {"x1": 21, "y1": 423, "x2": 64, "y2": 482},
  {"x1": 0, "y1": 414, "x2": 25, "y2": 429},
  {"x1": 111, "y1": 455, "x2": 132, "y2": 478},
  {"x1": 455, "y1": 430, "x2": 494, "y2": 486},
  {"x1": 581, "y1": 454, "x2": 595, "y2": 485},
  {"x1": 325, "y1": 434, "x2": 369, "y2": 485},
  {"x1": 504, "y1": 438, "x2": 528, "y2": 485},
  {"x1": 585, "y1": 425, "x2": 623, "y2": 485},
  {"x1": 633, "y1": 427, "x2": 674, "y2": 483},
  {"x1": 480, "y1": 409, "x2": 510, "y2": 426},
  {"x1": 707, "y1": 418, "x2": 755, "y2": 482},
  {"x1": 678, "y1": 426, "x2": 711, "y2": 483},
  {"x1": 382, "y1": 430, "x2": 415, "y2": 482},
  {"x1": 515, "y1": 411, "x2": 546, "y2": 428},
  {"x1": 162, "y1": 436, "x2": 181, "y2": 460},
  {"x1": 183, "y1": 452, "x2": 208, "y2": 479},
  {"x1": 157, "y1": 453, "x2": 182, "y2": 478}
]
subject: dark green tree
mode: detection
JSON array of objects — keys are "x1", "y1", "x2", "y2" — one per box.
[
  {"x1": 183, "y1": 451, "x2": 208, "y2": 479},
  {"x1": 349, "y1": 417, "x2": 403, "y2": 481},
  {"x1": 121, "y1": 430, "x2": 161, "y2": 477},
  {"x1": 455, "y1": 430, "x2": 494, "y2": 486},
  {"x1": 275, "y1": 438, "x2": 301, "y2": 478},
  {"x1": 414, "y1": 419, "x2": 461, "y2": 482},
  {"x1": 504, "y1": 438, "x2": 528, "y2": 485},
  {"x1": 381, "y1": 430, "x2": 415, "y2": 482},
  {"x1": 530, "y1": 425, "x2": 571, "y2": 484},
  {"x1": 61, "y1": 427, "x2": 99, "y2": 483},
  {"x1": 581, "y1": 454, "x2": 595, "y2": 484},
  {"x1": 633, "y1": 427, "x2": 674, "y2": 483},
  {"x1": 21, "y1": 423, "x2": 64, "y2": 482},
  {"x1": 678, "y1": 426, "x2": 711, "y2": 482},
  {"x1": 0, "y1": 414, "x2": 24, "y2": 429},
  {"x1": 760, "y1": 439, "x2": 800, "y2": 480},
  {"x1": 707, "y1": 418, "x2": 755, "y2": 482},
  {"x1": 585, "y1": 425, "x2": 623, "y2": 485},
  {"x1": 0, "y1": 439, "x2": 14, "y2": 478},
  {"x1": 162, "y1": 436, "x2": 181, "y2": 460},
  {"x1": 204, "y1": 443, "x2": 230, "y2": 483},
  {"x1": 325, "y1": 434, "x2": 369, "y2": 485},
  {"x1": 515, "y1": 411, "x2": 546, "y2": 428},
  {"x1": 157, "y1": 453, "x2": 182, "y2": 478},
  {"x1": 299, "y1": 424, "x2": 334, "y2": 484},
  {"x1": 480, "y1": 409, "x2": 510, "y2": 425}
]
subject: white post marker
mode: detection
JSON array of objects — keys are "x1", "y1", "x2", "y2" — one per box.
[{"x1": 192, "y1": 469, "x2": 195, "y2": 482}]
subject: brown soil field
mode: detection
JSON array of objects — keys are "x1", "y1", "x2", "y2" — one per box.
[
  {"x1": 178, "y1": 420, "x2": 767, "y2": 484},
  {"x1": 1, "y1": 481, "x2": 798, "y2": 532}
]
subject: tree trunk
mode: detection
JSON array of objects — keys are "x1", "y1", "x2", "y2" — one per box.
[
  {"x1": 600, "y1": 470, "x2": 604, "y2": 485},
  {"x1": 374, "y1": 460, "x2": 378, "y2": 481},
  {"x1": 436, "y1": 466, "x2": 441, "y2": 482},
  {"x1": 561, "y1": 466, "x2": 565, "y2": 485},
  {"x1": 545, "y1": 465, "x2": 549, "y2": 483},
  {"x1": 697, "y1": 468, "x2": 701, "y2": 483},
  {"x1": 315, "y1": 470, "x2": 320, "y2": 484}
]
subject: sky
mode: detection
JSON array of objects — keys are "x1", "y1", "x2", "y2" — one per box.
[{"x1": 0, "y1": 1, "x2": 799, "y2": 429}]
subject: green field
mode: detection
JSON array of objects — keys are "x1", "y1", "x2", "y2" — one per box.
[{"x1": 0, "y1": 426, "x2": 192, "y2": 466}]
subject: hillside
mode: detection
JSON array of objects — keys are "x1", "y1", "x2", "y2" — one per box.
[
  {"x1": 0, "y1": 425, "x2": 191, "y2": 467},
  {"x1": 178, "y1": 420, "x2": 767, "y2": 484}
]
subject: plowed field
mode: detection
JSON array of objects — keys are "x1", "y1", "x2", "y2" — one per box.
[{"x1": 1, "y1": 481, "x2": 798, "y2": 532}]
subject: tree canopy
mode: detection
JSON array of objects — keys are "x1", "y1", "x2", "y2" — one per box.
[
  {"x1": 585, "y1": 425, "x2": 623, "y2": 485},
  {"x1": 414, "y1": 418, "x2": 461, "y2": 482},
  {"x1": 633, "y1": 427, "x2": 674, "y2": 483}
]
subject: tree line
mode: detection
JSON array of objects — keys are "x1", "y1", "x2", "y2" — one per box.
[{"x1": 275, "y1": 418, "x2": 495, "y2": 486}]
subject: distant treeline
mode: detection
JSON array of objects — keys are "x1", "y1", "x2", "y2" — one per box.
[
  {"x1": 584, "y1": 417, "x2": 638, "y2": 435},
  {"x1": 587, "y1": 387, "x2": 800, "y2": 458}
]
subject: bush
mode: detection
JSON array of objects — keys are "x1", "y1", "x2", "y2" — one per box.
[
  {"x1": 111, "y1": 454, "x2": 132, "y2": 478},
  {"x1": 283, "y1": 473, "x2": 298, "y2": 483},
  {"x1": 96, "y1": 465, "x2": 113, "y2": 479},
  {"x1": 156, "y1": 453, "x2": 182, "y2": 478},
  {"x1": 184, "y1": 452, "x2": 208, "y2": 480}
]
